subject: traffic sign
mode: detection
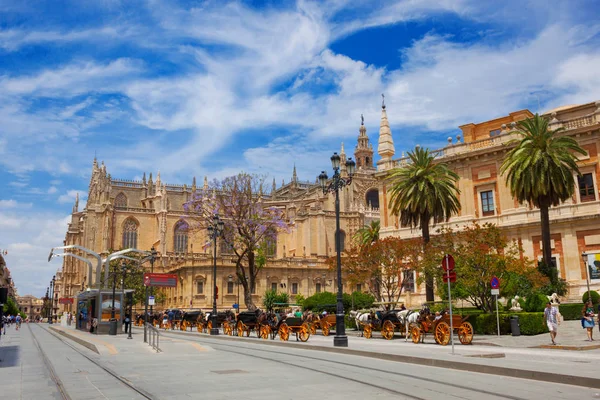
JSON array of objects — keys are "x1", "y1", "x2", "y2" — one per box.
[
  {"x1": 443, "y1": 271, "x2": 457, "y2": 283},
  {"x1": 144, "y1": 273, "x2": 178, "y2": 287},
  {"x1": 490, "y1": 276, "x2": 500, "y2": 289},
  {"x1": 491, "y1": 289, "x2": 499, "y2": 295},
  {"x1": 232, "y1": 303, "x2": 239, "y2": 309},
  {"x1": 442, "y1": 254, "x2": 455, "y2": 271},
  {"x1": 148, "y1": 296, "x2": 155, "y2": 306}
]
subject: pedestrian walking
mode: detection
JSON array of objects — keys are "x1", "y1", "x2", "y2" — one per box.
[
  {"x1": 544, "y1": 302, "x2": 559, "y2": 345},
  {"x1": 124, "y1": 312, "x2": 131, "y2": 334},
  {"x1": 582, "y1": 300, "x2": 595, "y2": 341}
]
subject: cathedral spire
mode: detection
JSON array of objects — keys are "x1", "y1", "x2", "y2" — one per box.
[
  {"x1": 203, "y1": 176, "x2": 208, "y2": 190},
  {"x1": 72, "y1": 193, "x2": 79, "y2": 213},
  {"x1": 292, "y1": 164, "x2": 298, "y2": 183},
  {"x1": 272, "y1": 177, "x2": 276, "y2": 193},
  {"x1": 142, "y1": 172, "x2": 146, "y2": 185},
  {"x1": 192, "y1": 176, "x2": 196, "y2": 191},
  {"x1": 377, "y1": 93, "x2": 395, "y2": 161}
]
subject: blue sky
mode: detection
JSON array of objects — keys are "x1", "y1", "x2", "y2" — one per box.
[{"x1": 1, "y1": 0, "x2": 600, "y2": 297}]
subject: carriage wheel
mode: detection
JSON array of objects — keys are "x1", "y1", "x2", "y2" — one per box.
[
  {"x1": 381, "y1": 320, "x2": 395, "y2": 340},
  {"x1": 410, "y1": 323, "x2": 421, "y2": 344},
  {"x1": 435, "y1": 321, "x2": 451, "y2": 346},
  {"x1": 458, "y1": 322, "x2": 473, "y2": 345},
  {"x1": 278, "y1": 323, "x2": 290, "y2": 341},
  {"x1": 363, "y1": 324, "x2": 373, "y2": 339},
  {"x1": 237, "y1": 321, "x2": 245, "y2": 337},
  {"x1": 180, "y1": 321, "x2": 188, "y2": 331},
  {"x1": 299, "y1": 323, "x2": 310, "y2": 342},
  {"x1": 207, "y1": 321, "x2": 212, "y2": 332},
  {"x1": 309, "y1": 323, "x2": 317, "y2": 335},
  {"x1": 197, "y1": 323, "x2": 203, "y2": 333},
  {"x1": 259, "y1": 325, "x2": 270, "y2": 339},
  {"x1": 321, "y1": 322, "x2": 330, "y2": 336}
]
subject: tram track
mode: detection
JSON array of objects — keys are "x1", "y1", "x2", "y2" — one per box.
[
  {"x1": 28, "y1": 324, "x2": 155, "y2": 400},
  {"x1": 159, "y1": 330, "x2": 531, "y2": 400}
]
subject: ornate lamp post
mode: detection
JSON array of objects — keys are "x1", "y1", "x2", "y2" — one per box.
[
  {"x1": 49, "y1": 275, "x2": 56, "y2": 324},
  {"x1": 144, "y1": 247, "x2": 158, "y2": 343},
  {"x1": 318, "y1": 152, "x2": 356, "y2": 347},
  {"x1": 45, "y1": 287, "x2": 50, "y2": 323},
  {"x1": 582, "y1": 252, "x2": 592, "y2": 303},
  {"x1": 208, "y1": 214, "x2": 225, "y2": 335}
]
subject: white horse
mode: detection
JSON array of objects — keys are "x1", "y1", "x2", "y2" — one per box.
[
  {"x1": 396, "y1": 309, "x2": 419, "y2": 339},
  {"x1": 350, "y1": 310, "x2": 374, "y2": 336}
]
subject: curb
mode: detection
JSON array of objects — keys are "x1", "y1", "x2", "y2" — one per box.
[
  {"x1": 145, "y1": 327, "x2": 600, "y2": 389},
  {"x1": 49, "y1": 327, "x2": 100, "y2": 354}
]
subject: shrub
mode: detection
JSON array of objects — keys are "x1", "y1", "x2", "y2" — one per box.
[
  {"x1": 559, "y1": 303, "x2": 585, "y2": 320},
  {"x1": 468, "y1": 312, "x2": 546, "y2": 335},
  {"x1": 582, "y1": 291, "x2": 600, "y2": 304},
  {"x1": 262, "y1": 290, "x2": 289, "y2": 311},
  {"x1": 524, "y1": 293, "x2": 548, "y2": 312},
  {"x1": 302, "y1": 292, "x2": 337, "y2": 313},
  {"x1": 346, "y1": 291, "x2": 375, "y2": 310}
]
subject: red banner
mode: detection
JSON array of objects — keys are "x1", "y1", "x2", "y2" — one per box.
[
  {"x1": 144, "y1": 273, "x2": 178, "y2": 287},
  {"x1": 59, "y1": 298, "x2": 74, "y2": 304}
]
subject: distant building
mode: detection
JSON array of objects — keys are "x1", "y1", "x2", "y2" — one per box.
[
  {"x1": 0, "y1": 254, "x2": 17, "y2": 299},
  {"x1": 16, "y1": 295, "x2": 44, "y2": 321}
]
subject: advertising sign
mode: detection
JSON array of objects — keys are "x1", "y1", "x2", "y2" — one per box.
[
  {"x1": 585, "y1": 253, "x2": 600, "y2": 280},
  {"x1": 143, "y1": 273, "x2": 178, "y2": 287}
]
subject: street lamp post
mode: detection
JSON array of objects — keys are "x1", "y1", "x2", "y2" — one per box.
[
  {"x1": 49, "y1": 275, "x2": 55, "y2": 324},
  {"x1": 208, "y1": 214, "x2": 225, "y2": 335},
  {"x1": 108, "y1": 261, "x2": 122, "y2": 336},
  {"x1": 144, "y1": 247, "x2": 158, "y2": 343},
  {"x1": 318, "y1": 152, "x2": 356, "y2": 347},
  {"x1": 582, "y1": 252, "x2": 592, "y2": 303},
  {"x1": 45, "y1": 287, "x2": 50, "y2": 323}
]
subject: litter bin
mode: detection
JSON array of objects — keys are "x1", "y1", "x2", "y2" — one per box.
[
  {"x1": 510, "y1": 315, "x2": 520, "y2": 336},
  {"x1": 109, "y1": 318, "x2": 118, "y2": 335}
]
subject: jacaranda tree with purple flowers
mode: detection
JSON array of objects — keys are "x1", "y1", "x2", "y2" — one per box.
[{"x1": 183, "y1": 173, "x2": 291, "y2": 310}]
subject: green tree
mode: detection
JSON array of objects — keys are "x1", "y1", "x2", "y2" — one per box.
[
  {"x1": 3, "y1": 297, "x2": 20, "y2": 315},
  {"x1": 501, "y1": 114, "x2": 586, "y2": 267},
  {"x1": 262, "y1": 289, "x2": 289, "y2": 311},
  {"x1": 353, "y1": 220, "x2": 380, "y2": 248},
  {"x1": 388, "y1": 146, "x2": 461, "y2": 301},
  {"x1": 429, "y1": 224, "x2": 547, "y2": 312}
]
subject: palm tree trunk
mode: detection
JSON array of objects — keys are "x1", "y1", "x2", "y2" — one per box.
[
  {"x1": 421, "y1": 214, "x2": 434, "y2": 302},
  {"x1": 539, "y1": 199, "x2": 553, "y2": 269}
]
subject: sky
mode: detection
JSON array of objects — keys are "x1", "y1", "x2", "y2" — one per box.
[{"x1": 1, "y1": 0, "x2": 600, "y2": 297}]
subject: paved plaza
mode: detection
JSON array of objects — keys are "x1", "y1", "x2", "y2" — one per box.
[{"x1": 2, "y1": 320, "x2": 600, "y2": 399}]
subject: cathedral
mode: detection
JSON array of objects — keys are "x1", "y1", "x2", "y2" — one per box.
[{"x1": 56, "y1": 99, "x2": 600, "y2": 313}]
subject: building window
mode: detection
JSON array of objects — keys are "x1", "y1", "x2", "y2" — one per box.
[
  {"x1": 291, "y1": 283, "x2": 298, "y2": 295},
  {"x1": 36, "y1": 308, "x2": 40, "y2": 312},
  {"x1": 335, "y1": 230, "x2": 346, "y2": 252},
  {"x1": 578, "y1": 173, "x2": 596, "y2": 202},
  {"x1": 174, "y1": 221, "x2": 188, "y2": 253},
  {"x1": 489, "y1": 129, "x2": 501, "y2": 137},
  {"x1": 356, "y1": 284, "x2": 362, "y2": 292},
  {"x1": 122, "y1": 219, "x2": 138, "y2": 249},
  {"x1": 264, "y1": 235, "x2": 277, "y2": 257},
  {"x1": 480, "y1": 190, "x2": 495, "y2": 216},
  {"x1": 271, "y1": 282, "x2": 277, "y2": 292},
  {"x1": 114, "y1": 193, "x2": 127, "y2": 209},
  {"x1": 403, "y1": 270, "x2": 415, "y2": 292},
  {"x1": 196, "y1": 281, "x2": 204, "y2": 294},
  {"x1": 366, "y1": 189, "x2": 379, "y2": 209},
  {"x1": 227, "y1": 281, "x2": 234, "y2": 294},
  {"x1": 24, "y1": 307, "x2": 28, "y2": 312},
  {"x1": 315, "y1": 283, "x2": 321, "y2": 293}
]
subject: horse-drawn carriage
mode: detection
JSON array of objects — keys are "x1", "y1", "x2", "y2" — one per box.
[
  {"x1": 352, "y1": 308, "x2": 415, "y2": 340},
  {"x1": 179, "y1": 310, "x2": 204, "y2": 331},
  {"x1": 234, "y1": 310, "x2": 265, "y2": 337},
  {"x1": 309, "y1": 313, "x2": 337, "y2": 336},
  {"x1": 410, "y1": 311, "x2": 473, "y2": 345},
  {"x1": 199, "y1": 310, "x2": 236, "y2": 333}
]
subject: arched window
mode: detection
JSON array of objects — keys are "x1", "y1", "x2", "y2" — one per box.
[
  {"x1": 174, "y1": 221, "x2": 188, "y2": 253},
  {"x1": 366, "y1": 189, "x2": 379, "y2": 209},
  {"x1": 264, "y1": 234, "x2": 277, "y2": 257},
  {"x1": 335, "y1": 230, "x2": 346, "y2": 253},
  {"x1": 114, "y1": 193, "x2": 127, "y2": 209},
  {"x1": 122, "y1": 219, "x2": 138, "y2": 249}
]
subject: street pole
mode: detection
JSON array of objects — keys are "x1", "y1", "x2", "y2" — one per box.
[
  {"x1": 318, "y1": 153, "x2": 355, "y2": 348},
  {"x1": 211, "y1": 231, "x2": 218, "y2": 335},
  {"x1": 583, "y1": 252, "x2": 591, "y2": 303},
  {"x1": 445, "y1": 256, "x2": 454, "y2": 355},
  {"x1": 144, "y1": 247, "x2": 157, "y2": 343},
  {"x1": 495, "y1": 294, "x2": 500, "y2": 337},
  {"x1": 109, "y1": 263, "x2": 118, "y2": 335},
  {"x1": 333, "y1": 180, "x2": 347, "y2": 347}
]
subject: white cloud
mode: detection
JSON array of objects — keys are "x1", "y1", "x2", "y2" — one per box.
[
  {"x1": 58, "y1": 190, "x2": 87, "y2": 204},
  {"x1": 0, "y1": 199, "x2": 33, "y2": 209},
  {"x1": 47, "y1": 186, "x2": 58, "y2": 194}
]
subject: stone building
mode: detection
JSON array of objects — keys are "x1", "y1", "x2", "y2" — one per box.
[
  {"x1": 16, "y1": 295, "x2": 44, "y2": 321},
  {"x1": 0, "y1": 253, "x2": 17, "y2": 299},
  {"x1": 378, "y1": 100, "x2": 600, "y2": 304},
  {"x1": 57, "y1": 98, "x2": 600, "y2": 311},
  {"x1": 56, "y1": 118, "x2": 382, "y2": 313}
]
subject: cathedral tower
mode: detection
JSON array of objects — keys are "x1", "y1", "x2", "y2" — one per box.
[{"x1": 354, "y1": 114, "x2": 374, "y2": 170}]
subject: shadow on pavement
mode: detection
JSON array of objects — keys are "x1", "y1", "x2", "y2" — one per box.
[{"x1": 0, "y1": 345, "x2": 20, "y2": 367}]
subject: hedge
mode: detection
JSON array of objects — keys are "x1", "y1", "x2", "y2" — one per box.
[
  {"x1": 559, "y1": 303, "x2": 585, "y2": 320},
  {"x1": 468, "y1": 312, "x2": 546, "y2": 335}
]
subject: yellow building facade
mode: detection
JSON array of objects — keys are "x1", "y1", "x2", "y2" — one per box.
[{"x1": 378, "y1": 100, "x2": 600, "y2": 304}]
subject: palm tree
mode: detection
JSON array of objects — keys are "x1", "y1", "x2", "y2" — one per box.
[
  {"x1": 501, "y1": 114, "x2": 586, "y2": 267},
  {"x1": 388, "y1": 147, "x2": 461, "y2": 302},
  {"x1": 353, "y1": 220, "x2": 380, "y2": 248}
]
